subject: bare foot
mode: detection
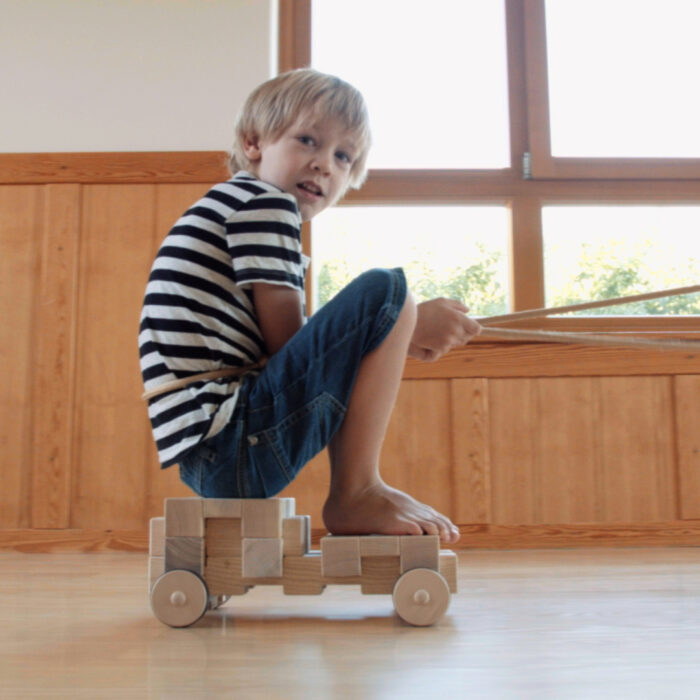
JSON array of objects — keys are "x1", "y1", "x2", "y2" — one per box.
[{"x1": 322, "y1": 480, "x2": 460, "y2": 544}]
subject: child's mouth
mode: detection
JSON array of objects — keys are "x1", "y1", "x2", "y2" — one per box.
[{"x1": 297, "y1": 182, "x2": 323, "y2": 199}]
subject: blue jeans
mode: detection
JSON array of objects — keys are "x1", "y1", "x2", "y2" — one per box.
[{"x1": 178, "y1": 268, "x2": 408, "y2": 498}]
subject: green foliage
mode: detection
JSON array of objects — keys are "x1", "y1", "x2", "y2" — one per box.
[
  {"x1": 551, "y1": 239, "x2": 700, "y2": 315},
  {"x1": 315, "y1": 237, "x2": 700, "y2": 316},
  {"x1": 315, "y1": 243, "x2": 507, "y2": 315}
]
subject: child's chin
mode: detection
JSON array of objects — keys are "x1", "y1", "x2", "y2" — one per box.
[{"x1": 299, "y1": 203, "x2": 322, "y2": 221}]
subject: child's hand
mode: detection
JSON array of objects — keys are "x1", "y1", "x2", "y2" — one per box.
[{"x1": 408, "y1": 298, "x2": 482, "y2": 361}]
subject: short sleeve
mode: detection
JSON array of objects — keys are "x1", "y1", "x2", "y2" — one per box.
[{"x1": 225, "y1": 192, "x2": 305, "y2": 290}]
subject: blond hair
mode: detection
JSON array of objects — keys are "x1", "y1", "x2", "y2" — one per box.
[{"x1": 230, "y1": 69, "x2": 371, "y2": 190}]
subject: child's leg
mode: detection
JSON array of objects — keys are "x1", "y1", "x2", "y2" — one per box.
[
  {"x1": 238, "y1": 268, "x2": 459, "y2": 543},
  {"x1": 323, "y1": 292, "x2": 460, "y2": 543}
]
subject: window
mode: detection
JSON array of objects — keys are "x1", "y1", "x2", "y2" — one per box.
[
  {"x1": 545, "y1": 0, "x2": 700, "y2": 159},
  {"x1": 312, "y1": 206, "x2": 509, "y2": 314},
  {"x1": 543, "y1": 206, "x2": 700, "y2": 314},
  {"x1": 280, "y1": 0, "x2": 700, "y2": 337},
  {"x1": 312, "y1": 0, "x2": 510, "y2": 169}
]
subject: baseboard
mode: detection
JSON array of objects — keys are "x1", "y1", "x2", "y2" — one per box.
[
  {"x1": 2, "y1": 521, "x2": 700, "y2": 553},
  {"x1": 457, "y1": 521, "x2": 700, "y2": 548}
]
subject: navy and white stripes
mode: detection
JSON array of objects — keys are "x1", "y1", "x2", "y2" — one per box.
[{"x1": 139, "y1": 172, "x2": 307, "y2": 467}]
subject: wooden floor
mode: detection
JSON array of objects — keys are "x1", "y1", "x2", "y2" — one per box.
[{"x1": 3, "y1": 549, "x2": 700, "y2": 699}]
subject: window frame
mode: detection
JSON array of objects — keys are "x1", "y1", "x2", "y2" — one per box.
[
  {"x1": 524, "y1": 0, "x2": 700, "y2": 179},
  {"x1": 279, "y1": 0, "x2": 700, "y2": 332}
]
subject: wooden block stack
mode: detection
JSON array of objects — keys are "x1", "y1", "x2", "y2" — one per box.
[
  {"x1": 154, "y1": 497, "x2": 312, "y2": 596},
  {"x1": 318, "y1": 534, "x2": 457, "y2": 594},
  {"x1": 151, "y1": 496, "x2": 457, "y2": 600}
]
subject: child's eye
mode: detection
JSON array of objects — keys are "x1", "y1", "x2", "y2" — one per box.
[
  {"x1": 336, "y1": 151, "x2": 352, "y2": 165},
  {"x1": 298, "y1": 135, "x2": 315, "y2": 146}
]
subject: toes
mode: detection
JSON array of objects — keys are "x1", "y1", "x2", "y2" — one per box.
[
  {"x1": 402, "y1": 519, "x2": 423, "y2": 536},
  {"x1": 419, "y1": 520, "x2": 441, "y2": 537}
]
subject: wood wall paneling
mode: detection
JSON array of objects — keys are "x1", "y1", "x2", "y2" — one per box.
[
  {"x1": 30, "y1": 185, "x2": 81, "y2": 529},
  {"x1": 450, "y1": 378, "x2": 491, "y2": 523},
  {"x1": 381, "y1": 380, "x2": 454, "y2": 518},
  {"x1": 489, "y1": 376, "x2": 677, "y2": 525},
  {"x1": 673, "y1": 375, "x2": 700, "y2": 519},
  {"x1": 0, "y1": 164, "x2": 698, "y2": 549},
  {"x1": 595, "y1": 377, "x2": 676, "y2": 522},
  {"x1": 71, "y1": 185, "x2": 157, "y2": 530},
  {"x1": 534, "y1": 378, "x2": 599, "y2": 524},
  {"x1": 489, "y1": 378, "x2": 538, "y2": 524},
  {"x1": 0, "y1": 186, "x2": 43, "y2": 528}
]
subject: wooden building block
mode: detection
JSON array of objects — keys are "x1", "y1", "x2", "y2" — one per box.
[
  {"x1": 242, "y1": 538, "x2": 283, "y2": 578},
  {"x1": 281, "y1": 498, "x2": 296, "y2": 517},
  {"x1": 282, "y1": 553, "x2": 325, "y2": 595},
  {"x1": 203, "y1": 498, "x2": 242, "y2": 519},
  {"x1": 439, "y1": 550, "x2": 458, "y2": 593},
  {"x1": 149, "y1": 517, "x2": 165, "y2": 557},
  {"x1": 148, "y1": 556, "x2": 164, "y2": 589},
  {"x1": 359, "y1": 536, "x2": 400, "y2": 558},
  {"x1": 205, "y1": 518, "x2": 242, "y2": 558},
  {"x1": 320, "y1": 536, "x2": 361, "y2": 577},
  {"x1": 165, "y1": 498, "x2": 204, "y2": 537},
  {"x1": 360, "y1": 556, "x2": 401, "y2": 595},
  {"x1": 165, "y1": 536, "x2": 205, "y2": 575},
  {"x1": 400, "y1": 535, "x2": 440, "y2": 573},
  {"x1": 242, "y1": 499, "x2": 283, "y2": 538},
  {"x1": 282, "y1": 516, "x2": 310, "y2": 556},
  {"x1": 204, "y1": 557, "x2": 247, "y2": 596}
]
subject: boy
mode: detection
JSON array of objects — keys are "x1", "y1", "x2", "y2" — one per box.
[{"x1": 139, "y1": 69, "x2": 481, "y2": 544}]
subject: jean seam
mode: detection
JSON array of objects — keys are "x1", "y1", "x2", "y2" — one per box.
[
  {"x1": 259, "y1": 305, "x2": 398, "y2": 407},
  {"x1": 249, "y1": 393, "x2": 345, "y2": 489}
]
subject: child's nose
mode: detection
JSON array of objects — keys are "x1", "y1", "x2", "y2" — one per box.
[{"x1": 311, "y1": 149, "x2": 332, "y2": 173}]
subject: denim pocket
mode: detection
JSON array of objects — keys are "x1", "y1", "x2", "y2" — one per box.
[{"x1": 247, "y1": 392, "x2": 345, "y2": 496}]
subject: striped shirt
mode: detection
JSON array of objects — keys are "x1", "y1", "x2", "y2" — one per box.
[{"x1": 139, "y1": 172, "x2": 308, "y2": 467}]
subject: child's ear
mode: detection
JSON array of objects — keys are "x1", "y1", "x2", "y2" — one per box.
[{"x1": 243, "y1": 134, "x2": 262, "y2": 162}]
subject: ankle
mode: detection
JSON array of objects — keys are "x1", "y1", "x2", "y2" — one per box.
[{"x1": 328, "y1": 475, "x2": 384, "y2": 501}]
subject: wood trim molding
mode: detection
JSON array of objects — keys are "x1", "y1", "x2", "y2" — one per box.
[
  {"x1": 0, "y1": 529, "x2": 149, "y2": 553},
  {"x1": 2, "y1": 153, "x2": 699, "y2": 200},
  {"x1": 0, "y1": 152, "x2": 230, "y2": 184},
  {"x1": 278, "y1": 0, "x2": 311, "y2": 72},
  {"x1": 458, "y1": 521, "x2": 700, "y2": 549},
  {"x1": 3, "y1": 521, "x2": 700, "y2": 552},
  {"x1": 403, "y1": 336, "x2": 700, "y2": 379}
]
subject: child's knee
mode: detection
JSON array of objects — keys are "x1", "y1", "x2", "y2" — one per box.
[{"x1": 353, "y1": 267, "x2": 406, "y2": 308}]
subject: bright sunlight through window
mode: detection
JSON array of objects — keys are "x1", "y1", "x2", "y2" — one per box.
[
  {"x1": 546, "y1": 0, "x2": 700, "y2": 158},
  {"x1": 311, "y1": 206, "x2": 510, "y2": 315},
  {"x1": 543, "y1": 206, "x2": 700, "y2": 314},
  {"x1": 312, "y1": 0, "x2": 510, "y2": 169}
]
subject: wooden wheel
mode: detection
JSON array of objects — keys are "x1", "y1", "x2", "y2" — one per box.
[
  {"x1": 392, "y1": 568, "x2": 450, "y2": 626},
  {"x1": 150, "y1": 570, "x2": 209, "y2": 628}
]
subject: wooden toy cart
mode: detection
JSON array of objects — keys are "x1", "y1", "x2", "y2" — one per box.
[{"x1": 149, "y1": 497, "x2": 458, "y2": 628}]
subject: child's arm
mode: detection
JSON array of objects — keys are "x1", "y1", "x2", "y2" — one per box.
[{"x1": 252, "y1": 283, "x2": 304, "y2": 356}]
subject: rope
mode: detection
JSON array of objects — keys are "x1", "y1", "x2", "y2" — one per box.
[
  {"x1": 480, "y1": 326, "x2": 700, "y2": 352},
  {"x1": 479, "y1": 284, "x2": 700, "y2": 326},
  {"x1": 141, "y1": 360, "x2": 267, "y2": 401}
]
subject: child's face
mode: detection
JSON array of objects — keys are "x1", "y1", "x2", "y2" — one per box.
[{"x1": 243, "y1": 115, "x2": 358, "y2": 221}]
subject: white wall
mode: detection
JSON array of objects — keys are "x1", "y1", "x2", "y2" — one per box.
[{"x1": 0, "y1": 0, "x2": 277, "y2": 152}]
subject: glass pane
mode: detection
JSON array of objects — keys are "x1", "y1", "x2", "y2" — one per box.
[
  {"x1": 546, "y1": 0, "x2": 700, "y2": 158},
  {"x1": 543, "y1": 206, "x2": 700, "y2": 314},
  {"x1": 311, "y1": 0, "x2": 510, "y2": 169},
  {"x1": 312, "y1": 206, "x2": 509, "y2": 315}
]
